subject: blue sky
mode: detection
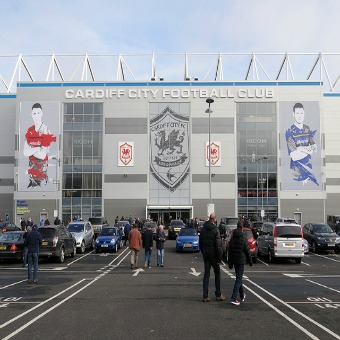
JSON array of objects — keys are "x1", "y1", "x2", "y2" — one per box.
[{"x1": 1, "y1": 0, "x2": 340, "y2": 86}]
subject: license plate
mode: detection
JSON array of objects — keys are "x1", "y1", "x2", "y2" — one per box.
[
  {"x1": 184, "y1": 243, "x2": 192, "y2": 248},
  {"x1": 328, "y1": 244, "x2": 335, "y2": 247},
  {"x1": 42, "y1": 242, "x2": 48, "y2": 246},
  {"x1": 101, "y1": 244, "x2": 108, "y2": 247},
  {"x1": 285, "y1": 243, "x2": 295, "y2": 247},
  {"x1": 0, "y1": 245, "x2": 6, "y2": 250}
]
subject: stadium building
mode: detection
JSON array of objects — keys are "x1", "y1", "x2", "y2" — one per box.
[{"x1": 0, "y1": 52, "x2": 340, "y2": 226}]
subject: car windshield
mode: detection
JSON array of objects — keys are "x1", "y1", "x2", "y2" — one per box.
[
  {"x1": 89, "y1": 217, "x2": 105, "y2": 224},
  {"x1": 67, "y1": 224, "x2": 85, "y2": 232},
  {"x1": 100, "y1": 228, "x2": 116, "y2": 236},
  {"x1": 0, "y1": 232, "x2": 22, "y2": 242},
  {"x1": 314, "y1": 224, "x2": 333, "y2": 233},
  {"x1": 243, "y1": 230, "x2": 253, "y2": 239},
  {"x1": 38, "y1": 228, "x2": 56, "y2": 238},
  {"x1": 276, "y1": 226, "x2": 302, "y2": 238},
  {"x1": 179, "y1": 229, "x2": 197, "y2": 236}
]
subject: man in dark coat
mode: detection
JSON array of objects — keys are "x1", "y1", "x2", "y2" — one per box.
[
  {"x1": 228, "y1": 224, "x2": 252, "y2": 306},
  {"x1": 25, "y1": 224, "x2": 42, "y2": 283},
  {"x1": 124, "y1": 223, "x2": 132, "y2": 246},
  {"x1": 142, "y1": 224, "x2": 154, "y2": 268},
  {"x1": 199, "y1": 213, "x2": 225, "y2": 302}
]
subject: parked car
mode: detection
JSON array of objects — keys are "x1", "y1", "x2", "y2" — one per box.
[
  {"x1": 142, "y1": 221, "x2": 158, "y2": 239},
  {"x1": 95, "y1": 226, "x2": 123, "y2": 253},
  {"x1": 335, "y1": 223, "x2": 340, "y2": 236},
  {"x1": 67, "y1": 221, "x2": 95, "y2": 253},
  {"x1": 223, "y1": 227, "x2": 257, "y2": 263},
  {"x1": 276, "y1": 217, "x2": 297, "y2": 224},
  {"x1": 176, "y1": 228, "x2": 199, "y2": 252},
  {"x1": 88, "y1": 216, "x2": 109, "y2": 237},
  {"x1": 257, "y1": 222, "x2": 304, "y2": 263},
  {"x1": 303, "y1": 223, "x2": 340, "y2": 254},
  {"x1": 197, "y1": 220, "x2": 205, "y2": 234},
  {"x1": 0, "y1": 222, "x2": 21, "y2": 233},
  {"x1": 39, "y1": 225, "x2": 76, "y2": 263},
  {"x1": 168, "y1": 220, "x2": 186, "y2": 240},
  {"x1": 0, "y1": 231, "x2": 25, "y2": 262}
]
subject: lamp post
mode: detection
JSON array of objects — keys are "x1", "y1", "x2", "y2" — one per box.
[
  {"x1": 206, "y1": 97, "x2": 214, "y2": 205},
  {"x1": 52, "y1": 157, "x2": 60, "y2": 219},
  {"x1": 258, "y1": 156, "x2": 267, "y2": 221}
]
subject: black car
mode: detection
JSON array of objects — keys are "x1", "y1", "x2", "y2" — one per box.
[
  {"x1": 38, "y1": 225, "x2": 76, "y2": 263},
  {"x1": 303, "y1": 223, "x2": 340, "y2": 254},
  {"x1": 168, "y1": 220, "x2": 186, "y2": 240},
  {"x1": 0, "y1": 231, "x2": 25, "y2": 262},
  {"x1": 0, "y1": 222, "x2": 21, "y2": 232}
]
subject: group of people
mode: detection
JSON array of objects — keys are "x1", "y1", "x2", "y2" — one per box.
[
  {"x1": 126, "y1": 223, "x2": 166, "y2": 270},
  {"x1": 199, "y1": 213, "x2": 252, "y2": 306}
]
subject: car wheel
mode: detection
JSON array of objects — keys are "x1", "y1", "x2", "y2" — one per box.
[
  {"x1": 268, "y1": 249, "x2": 273, "y2": 263},
  {"x1": 295, "y1": 258, "x2": 302, "y2": 264},
  {"x1": 113, "y1": 244, "x2": 118, "y2": 253},
  {"x1": 79, "y1": 240, "x2": 85, "y2": 254},
  {"x1": 70, "y1": 243, "x2": 76, "y2": 258},
  {"x1": 311, "y1": 241, "x2": 317, "y2": 253},
  {"x1": 90, "y1": 237, "x2": 95, "y2": 249},
  {"x1": 58, "y1": 247, "x2": 65, "y2": 263}
]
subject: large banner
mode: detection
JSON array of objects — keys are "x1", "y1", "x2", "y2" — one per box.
[
  {"x1": 18, "y1": 102, "x2": 60, "y2": 191},
  {"x1": 149, "y1": 104, "x2": 190, "y2": 204},
  {"x1": 279, "y1": 101, "x2": 321, "y2": 191}
]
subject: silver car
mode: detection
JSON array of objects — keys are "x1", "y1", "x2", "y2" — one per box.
[{"x1": 67, "y1": 221, "x2": 95, "y2": 253}]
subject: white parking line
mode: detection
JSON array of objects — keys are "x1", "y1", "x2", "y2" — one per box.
[
  {"x1": 305, "y1": 279, "x2": 340, "y2": 294},
  {"x1": 67, "y1": 250, "x2": 95, "y2": 265},
  {"x1": 310, "y1": 253, "x2": 340, "y2": 263},
  {"x1": 0, "y1": 280, "x2": 27, "y2": 290}
]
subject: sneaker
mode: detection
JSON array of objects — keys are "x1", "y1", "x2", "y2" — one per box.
[
  {"x1": 202, "y1": 297, "x2": 211, "y2": 302},
  {"x1": 216, "y1": 295, "x2": 226, "y2": 301},
  {"x1": 160, "y1": 264, "x2": 164, "y2": 267},
  {"x1": 231, "y1": 300, "x2": 240, "y2": 306},
  {"x1": 157, "y1": 263, "x2": 159, "y2": 267},
  {"x1": 241, "y1": 294, "x2": 246, "y2": 302},
  {"x1": 33, "y1": 280, "x2": 38, "y2": 283},
  {"x1": 148, "y1": 265, "x2": 151, "y2": 269}
]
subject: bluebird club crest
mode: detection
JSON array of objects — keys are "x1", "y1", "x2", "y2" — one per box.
[{"x1": 150, "y1": 106, "x2": 189, "y2": 192}]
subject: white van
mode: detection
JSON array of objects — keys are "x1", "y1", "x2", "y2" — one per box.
[{"x1": 257, "y1": 222, "x2": 304, "y2": 263}]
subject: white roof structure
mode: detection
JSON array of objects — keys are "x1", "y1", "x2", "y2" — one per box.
[{"x1": 1, "y1": 52, "x2": 340, "y2": 93}]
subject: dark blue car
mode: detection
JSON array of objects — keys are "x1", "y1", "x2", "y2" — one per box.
[{"x1": 95, "y1": 226, "x2": 122, "y2": 253}]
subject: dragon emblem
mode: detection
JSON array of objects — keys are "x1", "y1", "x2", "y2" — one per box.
[{"x1": 154, "y1": 130, "x2": 184, "y2": 155}]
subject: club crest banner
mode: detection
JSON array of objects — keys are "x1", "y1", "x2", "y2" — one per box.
[
  {"x1": 150, "y1": 106, "x2": 189, "y2": 192},
  {"x1": 118, "y1": 142, "x2": 134, "y2": 166}
]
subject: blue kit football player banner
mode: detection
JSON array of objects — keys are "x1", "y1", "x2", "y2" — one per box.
[{"x1": 279, "y1": 101, "x2": 321, "y2": 191}]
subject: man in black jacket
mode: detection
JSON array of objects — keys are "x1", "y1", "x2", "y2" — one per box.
[
  {"x1": 228, "y1": 224, "x2": 252, "y2": 306},
  {"x1": 199, "y1": 213, "x2": 225, "y2": 302},
  {"x1": 142, "y1": 225, "x2": 154, "y2": 268}
]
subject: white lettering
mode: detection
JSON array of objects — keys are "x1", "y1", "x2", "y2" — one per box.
[
  {"x1": 75, "y1": 89, "x2": 85, "y2": 99},
  {"x1": 65, "y1": 89, "x2": 74, "y2": 99},
  {"x1": 85, "y1": 90, "x2": 94, "y2": 99}
]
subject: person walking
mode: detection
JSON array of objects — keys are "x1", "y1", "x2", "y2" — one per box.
[
  {"x1": 228, "y1": 223, "x2": 253, "y2": 306},
  {"x1": 124, "y1": 222, "x2": 132, "y2": 246},
  {"x1": 199, "y1": 213, "x2": 225, "y2": 302},
  {"x1": 128, "y1": 223, "x2": 142, "y2": 269},
  {"x1": 156, "y1": 225, "x2": 166, "y2": 267},
  {"x1": 22, "y1": 225, "x2": 32, "y2": 267},
  {"x1": 25, "y1": 224, "x2": 42, "y2": 283},
  {"x1": 142, "y1": 224, "x2": 153, "y2": 268}
]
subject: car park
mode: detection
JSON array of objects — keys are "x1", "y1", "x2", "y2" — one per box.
[
  {"x1": 257, "y1": 222, "x2": 304, "y2": 263},
  {"x1": 175, "y1": 228, "x2": 199, "y2": 252},
  {"x1": 0, "y1": 222, "x2": 21, "y2": 232},
  {"x1": 168, "y1": 220, "x2": 186, "y2": 240},
  {"x1": 95, "y1": 226, "x2": 123, "y2": 253},
  {"x1": 88, "y1": 216, "x2": 109, "y2": 237},
  {"x1": 302, "y1": 223, "x2": 340, "y2": 254},
  {"x1": 67, "y1": 221, "x2": 95, "y2": 253},
  {"x1": 0, "y1": 231, "x2": 25, "y2": 262},
  {"x1": 39, "y1": 225, "x2": 76, "y2": 263}
]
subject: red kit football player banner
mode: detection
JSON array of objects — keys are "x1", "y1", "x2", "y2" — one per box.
[
  {"x1": 18, "y1": 102, "x2": 60, "y2": 191},
  {"x1": 205, "y1": 141, "x2": 221, "y2": 166}
]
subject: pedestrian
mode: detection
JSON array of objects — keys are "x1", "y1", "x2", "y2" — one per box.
[
  {"x1": 25, "y1": 224, "x2": 42, "y2": 283},
  {"x1": 27, "y1": 217, "x2": 33, "y2": 227},
  {"x1": 20, "y1": 217, "x2": 27, "y2": 231},
  {"x1": 54, "y1": 216, "x2": 61, "y2": 225},
  {"x1": 22, "y1": 225, "x2": 32, "y2": 267},
  {"x1": 228, "y1": 223, "x2": 253, "y2": 306},
  {"x1": 156, "y1": 225, "x2": 166, "y2": 267},
  {"x1": 199, "y1": 213, "x2": 225, "y2": 302},
  {"x1": 40, "y1": 218, "x2": 44, "y2": 227},
  {"x1": 124, "y1": 222, "x2": 132, "y2": 246},
  {"x1": 128, "y1": 223, "x2": 142, "y2": 269},
  {"x1": 142, "y1": 223, "x2": 153, "y2": 268},
  {"x1": 44, "y1": 218, "x2": 50, "y2": 226}
]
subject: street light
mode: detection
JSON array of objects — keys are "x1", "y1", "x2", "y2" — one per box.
[
  {"x1": 52, "y1": 157, "x2": 61, "y2": 219},
  {"x1": 258, "y1": 156, "x2": 267, "y2": 221},
  {"x1": 205, "y1": 97, "x2": 214, "y2": 205}
]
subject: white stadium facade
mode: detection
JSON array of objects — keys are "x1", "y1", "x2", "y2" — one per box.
[{"x1": 1, "y1": 52, "x2": 340, "y2": 226}]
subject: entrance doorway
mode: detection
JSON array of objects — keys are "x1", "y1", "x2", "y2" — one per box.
[{"x1": 147, "y1": 208, "x2": 192, "y2": 227}]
